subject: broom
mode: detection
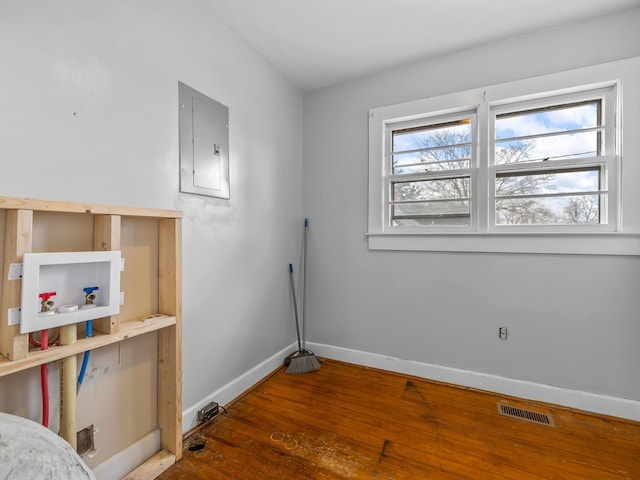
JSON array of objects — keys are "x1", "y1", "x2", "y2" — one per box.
[{"x1": 286, "y1": 261, "x2": 320, "y2": 374}]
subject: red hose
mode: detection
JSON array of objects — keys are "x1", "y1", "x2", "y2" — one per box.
[{"x1": 40, "y1": 329, "x2": 49, "y2": 428}]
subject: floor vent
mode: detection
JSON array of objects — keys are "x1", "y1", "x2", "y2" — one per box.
[{"x1": 497, "y1": 402, "x2": 555, "y2": 427}]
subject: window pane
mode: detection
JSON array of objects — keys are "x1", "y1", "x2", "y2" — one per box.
[
  {"x1": 392, "y1": 201, "x2": 470, "y2": 226},
  {"x1": 392, "y1": 150, "x2": 470, "y2": 174},
  {"x1": 494, "y1": 100, "x2": 603, "y2": 164},
  {"x1": 495, "y1": 130, "x2": 600, "y2": 164},
  {"x1": 496, "y1": 195, "x2": 602, "y2": 225},
  {"x1": 496, "y1": 168, "x2": 600, "y2": 197},
  {"x1": 496, "y1": 101, "x2": 599, "y2": 139},
  {"x1": 393, "y1": 119, "x2": 471, "y2": 153},
  {"x1": 393, "y1": 178, "x2": 470, "y2": 202}
]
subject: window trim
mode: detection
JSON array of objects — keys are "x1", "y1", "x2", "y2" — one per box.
[
  {"x1": 367, "y1": 57, "x2": 640, "y2": 255},
  {"x1": 365, "y1": 231, "x2": 640, "y2": 256}
]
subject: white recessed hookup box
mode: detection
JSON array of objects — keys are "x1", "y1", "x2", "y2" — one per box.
[{"x1": 20, "y1": 251, "x2": 121, "y2": 334}]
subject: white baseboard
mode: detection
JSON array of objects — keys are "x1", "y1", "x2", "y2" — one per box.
[
  {"x1": 307, "y1": 342, "x2": 640, "y2": 422},
  {"x1": 181, "y1": 342, "x2": 296, "y2": 433},
  {"x1": 92, "y1": 428, "x2": 160, "y2": 480}
]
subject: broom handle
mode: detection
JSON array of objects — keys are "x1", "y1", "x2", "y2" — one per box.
[
  {"x1": 289, "y1": 264, "x2": 302, "y2": 351},
  {"x1": 302, "y1": 218, "x2": 308, "y2": 350}
]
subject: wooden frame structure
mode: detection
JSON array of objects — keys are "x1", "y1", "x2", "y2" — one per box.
[{"x1": 0, "y1": 196, "x2": 182, "y2": 479}]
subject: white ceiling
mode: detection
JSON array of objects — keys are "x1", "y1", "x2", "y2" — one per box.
[{"x1": 208, "y1": 0, "x2": 640, "y2": 91}]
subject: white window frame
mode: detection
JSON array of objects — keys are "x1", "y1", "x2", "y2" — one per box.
[
  {"x1": 367, "y1": 57, "x2": 640, "y2": 255},
  {"x1": 385, "y1": 111, "x2": 479, "y2": 232},
  {"x1": 488, "y1": 86, "x2": 618, "y2": 234}
]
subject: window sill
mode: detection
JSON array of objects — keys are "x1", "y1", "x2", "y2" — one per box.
[{"x1": 366, "y1": 232, "x2": 640, "y2": 256}]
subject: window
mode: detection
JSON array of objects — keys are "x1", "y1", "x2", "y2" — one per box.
[
  {"x1": 390, "y1": 115, "x2": 475, "y2": 227},
  {"x1": 490, "y1": 90, "x2": 616, "y2": 230},
  {"x1": 383, "y1": 87, "x2": 616, "y2": 233},
  {"x1": 367, "y1": 57, "x2": 640, "y2": 255}
]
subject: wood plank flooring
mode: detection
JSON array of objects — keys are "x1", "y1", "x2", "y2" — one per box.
[{"x1": 159, "y1": 359, "x2": 640, "y2": 479}]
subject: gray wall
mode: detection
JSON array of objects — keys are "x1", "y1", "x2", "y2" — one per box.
[
  {"x1": 0, "y1": 0, "x2": 302, "y2": 465},
  {"x1": 302, "y1": 9, "x2": 640, "y2": 401}
]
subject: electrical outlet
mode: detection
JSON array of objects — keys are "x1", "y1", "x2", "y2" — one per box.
[
  {"x1": 499, "y1": 327, "x2": 508, "y2": 340},
  {"x1": 197, "y1": 402, "x2": 220, "y2": 423}
]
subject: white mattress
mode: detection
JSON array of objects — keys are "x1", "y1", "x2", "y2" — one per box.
[{"x1": 0, "y1": 412, "x2": 95, "y2": 480}]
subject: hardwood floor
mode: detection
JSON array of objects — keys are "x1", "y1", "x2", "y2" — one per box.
[{"x1": 159, "y1": 359, "x2": 640, "y2": 479}]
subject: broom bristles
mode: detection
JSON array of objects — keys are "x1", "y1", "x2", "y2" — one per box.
[{"x1": 285, "y1": 350, "x2": 320, "y2": 374}]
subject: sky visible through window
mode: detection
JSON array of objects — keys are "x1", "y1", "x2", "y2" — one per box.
[
  {"x1": 391, "y1": 100, "x2": 604, "y2": 225},
  {"x1": 494, "y1": 101, "x2": 602, "y2": 223}
]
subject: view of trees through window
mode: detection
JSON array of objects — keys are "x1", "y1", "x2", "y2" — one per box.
[
  {"x1": 390, "y1": 100, "x2": 604, "y2": 227},
  {"x1": 392, "y1": 120, "x2": 472, "y2": 226}
]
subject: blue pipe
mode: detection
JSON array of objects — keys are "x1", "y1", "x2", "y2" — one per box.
[{"x1": 77, "y1": 320, "x2": 92, "y2": 394}]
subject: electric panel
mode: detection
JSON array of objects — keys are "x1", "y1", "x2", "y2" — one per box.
[{"x1": 179, "y1": 82, "x2": 230, "y2": 199}]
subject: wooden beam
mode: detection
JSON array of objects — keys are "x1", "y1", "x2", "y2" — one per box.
[
  {"x1": 93, "y1": 215, "x2": 121, "y2": 334},
  {"x1": 0, "y1": 196, "x2": 181, "y2": 219},
  {"x1": 0, "y1": 314, "x2": 176, "y2": 377},
  {"x1": 0, "y1": 210, "x2": 32, "y2": 360},
  {"x1": 158, "y1": 218, "x2": 183, "y2": 460},
  {"x1": 123, "y1": 449, "x2": 176, "y2": 480}
]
